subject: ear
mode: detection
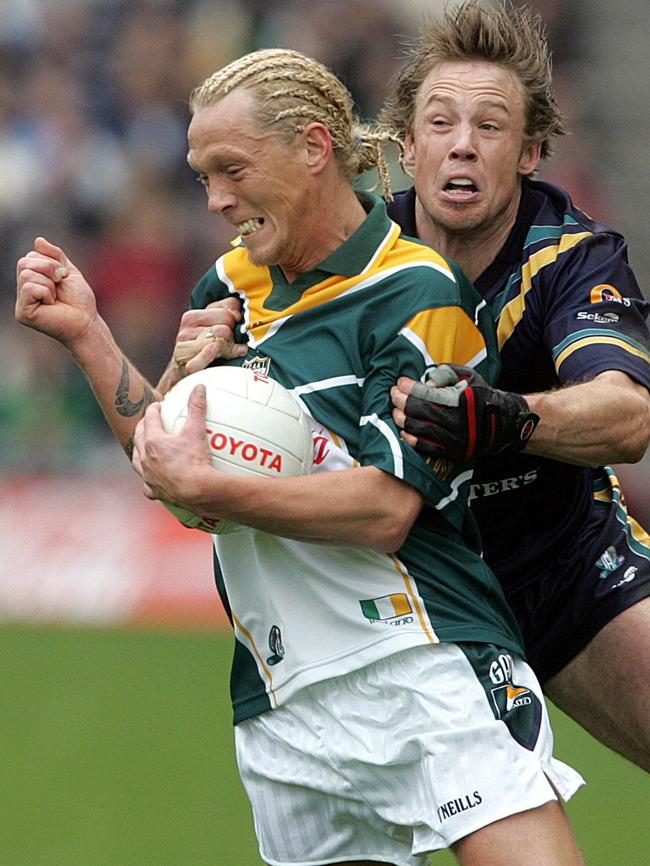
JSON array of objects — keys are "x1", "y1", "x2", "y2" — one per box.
[
  {"x1": 403, "y1": 130, "x2": 416, "y2": 166},
  {"x1": 301, "y1": 122, "x2": 333, "y2": 174},
  {"x1": 518, "y1": 139, "x2": 542, "y2": 177}
]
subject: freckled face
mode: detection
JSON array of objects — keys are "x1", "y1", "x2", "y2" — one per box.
[
  {"x1": 404, "y1": 60, "x2": 541, "y2": 239},
  {"x1": 187, "y1": 89, "x2": 317, "y2": 275}
]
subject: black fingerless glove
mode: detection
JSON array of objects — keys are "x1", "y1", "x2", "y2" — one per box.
[{"x1": 403, "y1": 365, "x2": 540, "y2": 461}]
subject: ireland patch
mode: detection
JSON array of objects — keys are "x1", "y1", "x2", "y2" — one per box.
[{"x1": 360, "y1": 593, "x2": 412, "y2": 621}]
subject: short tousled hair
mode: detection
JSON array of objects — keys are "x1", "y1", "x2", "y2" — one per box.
[
  {"x1": 379, "y1": 0, "x2": 566, "y2": 161},
  {"x1": 190, "y1": 48, "x2": 401, "y2": 198}
]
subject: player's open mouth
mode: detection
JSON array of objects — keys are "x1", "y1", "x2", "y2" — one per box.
[
  {"x1": 444, "y1": 178, "x2": 478, "y2": 196},
  {"x1": 238, "y1": 218, "x2": 264, "y2": 236}
]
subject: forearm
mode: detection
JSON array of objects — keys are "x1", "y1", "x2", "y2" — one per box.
[
  {"x1": 524, "y1": 371, "x2": 650, "y2": 466},
  {"x1": 177, "y1": 465, "x2": 422, "y2": 552},
  {"x1": 70, "y1": 317, "x2": 160, "y2": 458}
]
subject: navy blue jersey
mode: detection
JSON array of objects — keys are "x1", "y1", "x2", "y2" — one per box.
[{"x1": 388, "y1": 180, "x2": 650, "y2": 594}]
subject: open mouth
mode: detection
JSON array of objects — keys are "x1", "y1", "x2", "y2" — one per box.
[
  {"x1": 444, "y1": 178, "x2": 478, "y2": 196},
  {"x1": 238, "y1": 217, "x2": 264, "y2": 236}
]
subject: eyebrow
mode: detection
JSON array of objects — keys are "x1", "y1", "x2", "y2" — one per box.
[
  {"x1": 187, "y1": 148, "x2": 249, "y2": 173},
  {"x1": 424, "y1": 93, "x2": 512, "y2": 115}
]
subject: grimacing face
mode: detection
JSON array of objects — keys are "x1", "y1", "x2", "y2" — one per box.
[
  {"x1": 187, "y1": 88, "x2": 321, "y2": 279},
  {"x1": 404, "y1": 60, "x2": 541, "y2": 241}
]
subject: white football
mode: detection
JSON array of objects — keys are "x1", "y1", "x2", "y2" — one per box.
[{"x1": 159, "y1": 366, "x2": 314, "y2": 534}]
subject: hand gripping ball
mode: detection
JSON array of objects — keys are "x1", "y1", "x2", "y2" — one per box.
[{"x1": 159, "y1": 366, "x2": 314, "y2": 533}]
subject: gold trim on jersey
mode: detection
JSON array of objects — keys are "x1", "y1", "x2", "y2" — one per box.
[
  {"x1": 497, "y1": 231, "x2": 592, "y2": 349},
  {"x1": 232, "y1": 611, "x2": 279, "y2": 708},
  {"x1": 217, "y1": 236, "x2": 457, "y2": 347},
  {"x1": 555, "y1": 335, "x2": 650, "y2": 372},
  {"x1": 360, "y1": 219, "x2": 402, "y2": 273},
  {"x1": 629, "y1": 515, "x2": 650, "y2": 548},
  {"x1": 389, "y1": 554, "x2": 438, "y2": 644},
  {"x1": 594, "y1": 471, "x2": 650, "y2": 547}
]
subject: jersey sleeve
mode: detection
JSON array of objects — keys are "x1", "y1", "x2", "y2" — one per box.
[
  {"x1": 357, "y1": 268, "x2": 499, "y2": 532},
  {"x1": 543, "y1": 232, "x2": 650, "y2": 389}
]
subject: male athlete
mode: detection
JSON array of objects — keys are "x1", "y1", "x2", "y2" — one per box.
[
  {"x1": 382, "y1": 0, "x2": 650, "y2": 771},
  {"x1": 17, "y1": 47, "x2": 585, "y2": 866}
]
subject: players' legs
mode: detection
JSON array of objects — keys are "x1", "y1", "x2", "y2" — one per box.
[
  {"x1": 313, "y1": 805, "x2": 584, "y2": 866},
  {"x1": 544, "y1": 596, "x2": 650, "y2": 772},
  {"x1": 452, "y1": 800, "x2": 584, "y2": 866},
  {"x1": 240, "y1": 645, "x2": 584, "y2": 866}
]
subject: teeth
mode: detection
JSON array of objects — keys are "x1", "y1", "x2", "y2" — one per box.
[
  {"x1": 450, "y1": 178, "x2": 474, "y2": 185},
  {"x1": 238, "y1": 218, "x2": 263, "y2": 236}
]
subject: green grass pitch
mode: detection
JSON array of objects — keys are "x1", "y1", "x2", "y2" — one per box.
[{"x1": 1, "y1": 625, "x2": 648, "y2": 866}]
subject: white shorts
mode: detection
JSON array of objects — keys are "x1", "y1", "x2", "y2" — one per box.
[{"x1": 235, "y1": 643, "x2": 585, "y2": 866}]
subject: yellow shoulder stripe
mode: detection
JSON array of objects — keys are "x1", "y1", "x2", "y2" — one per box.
[
  {"x1": 404, "y1": 307, "x2": 486, "y2": 367},
  {"x1": 220, "y1": 235, "x2": 457, "y2": 345},
  {"x1": 555, "y1": 336, "x2": 650, "y2": 372},
  {"x1": 497, "y1": 231, "x2": 592, "y2": 349}
]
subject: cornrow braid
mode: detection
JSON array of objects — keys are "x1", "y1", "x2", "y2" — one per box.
[
  {"x1": 353, "y1": 126, "x2": 404, "y2": 202},
  {"x1": 190, "y1": 48, "x2": 399, "y2": 198}
]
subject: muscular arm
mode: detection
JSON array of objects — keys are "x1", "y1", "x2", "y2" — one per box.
[
  {"x1": 193, "y1": 465, "x2": 421, "y2": 551},
  {"x1": 525, "y1": 371, "x2": 650, "y2": 466},
  {"x1": 69, "y1": 318, "x2": 158, "y2": 459},
  {"x1": 133, "y1": 387, "x2": 423, "y2": 551},
  {"x1": 393, "y1": 367, "x2": 650, "y2": 468}
]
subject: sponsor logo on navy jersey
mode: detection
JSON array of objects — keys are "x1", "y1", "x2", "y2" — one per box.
[
  {"x1": 589, "y1": 285, "x2": 631, "y2": 306},
  {"x1": 469, "y1": 469, "x2": 538, "y2": 500},
  {"x1": 576, "y1": 311, "x2": 620, "y2": 324}
]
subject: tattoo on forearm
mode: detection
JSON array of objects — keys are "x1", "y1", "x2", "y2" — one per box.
[
  {"x1": 124, "y1": 438, "x2": 134, "y2": 460},
  {"x1": 115, "y1": 358, "x2": 155, "y2": 417}
]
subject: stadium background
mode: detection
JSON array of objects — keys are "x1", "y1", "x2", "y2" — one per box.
[{"x1": 1, "y1": 0, "x2": 648, "y2": 863}]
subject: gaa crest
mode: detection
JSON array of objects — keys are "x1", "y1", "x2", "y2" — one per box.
[{"x1": 243, "y1": 355, "x2": 271, "y2": 376}]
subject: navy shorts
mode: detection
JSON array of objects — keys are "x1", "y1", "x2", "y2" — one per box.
[{"x1": 503, "y1": 469, "x2": 650, "y2": 684}]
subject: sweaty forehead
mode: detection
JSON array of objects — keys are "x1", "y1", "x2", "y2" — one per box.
[{"x1": 418, "y1": 60, "x2": 525, "y2": 112}]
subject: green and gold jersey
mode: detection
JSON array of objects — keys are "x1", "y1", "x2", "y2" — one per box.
[{"x1": 190, "y1": 193, "x2": 524, "y2": 723}]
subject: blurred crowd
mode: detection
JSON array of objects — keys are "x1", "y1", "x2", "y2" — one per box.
[{"x1": 1, "y1": 0, "x2": 648, "y2": 522}]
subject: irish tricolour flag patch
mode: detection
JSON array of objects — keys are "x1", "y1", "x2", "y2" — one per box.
[{"x1": 360, "y1": 593, "x2": 412, "y2": 621}]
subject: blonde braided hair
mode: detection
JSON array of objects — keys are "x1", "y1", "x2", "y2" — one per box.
[{"x1": 190, "y1": 48, "x2": 402, "y2": 200}]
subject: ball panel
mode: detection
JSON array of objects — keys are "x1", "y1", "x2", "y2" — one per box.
[{"x1": 158, "y1": 366, "x2": 314, "y2": 533}]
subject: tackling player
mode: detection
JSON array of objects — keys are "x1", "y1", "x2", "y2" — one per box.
[{"x1": 382, "y1": 0, "x2": 650, "y2": 771}]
